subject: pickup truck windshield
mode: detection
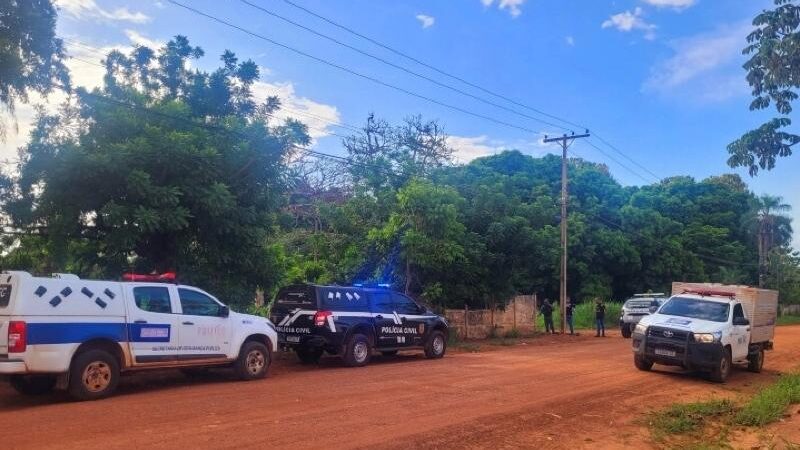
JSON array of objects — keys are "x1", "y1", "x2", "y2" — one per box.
[{"x1": 659, "y1": 297, "x2": 730, "y2": 322}]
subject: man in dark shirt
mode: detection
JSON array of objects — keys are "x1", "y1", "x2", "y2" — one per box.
[
  {"x1": 566, "y1": 299, "x2": 575, "y2": 335},
  {"x1": 595, "y1": 298, "x2": 606, "y2": 337},
  {"x1": 540, "y1": 298, "x2": 555, "y2": 334}
]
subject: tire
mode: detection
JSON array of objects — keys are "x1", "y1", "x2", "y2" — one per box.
[
  {"x1": 296, "y1": 347, "x2": 323, "y2": 364},
  {"x1": 634, "y1": 355, "x2": 653, "y2": 371},
  {"x1": 424, "y1": 330, "x2": 447, "y2": 359},
  {"x1": 9, "y1": 375, "x2": 57, "y2": 396},
  {"x1": 621, "y1": 324, "x2": 632, "y2": 339},
  {"x1": 67, "y1": 349, "x2": 120, "y2": 401},
  {"x1": 710, "y1": 348, "x2": 732, "y2": 383},
  {"x1": 234, "y1": 341, "x2": 270, "y2": 381},
  {"x1": 343, "y1": 333, "x2": 371, "y2": 367},
  {"x1": 747, "y1": 347, "x2": 765, "y2": 373},
  {"x1": 381, "y1": 350, "x2": 399, "y2": 357}
]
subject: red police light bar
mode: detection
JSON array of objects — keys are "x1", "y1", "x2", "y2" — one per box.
[
  {"x1": 122, "y1": 272, "x2": 177, "y2": 282},
  {"x1": 682, "y1": 289, "x2": 736, "y2": 298}
]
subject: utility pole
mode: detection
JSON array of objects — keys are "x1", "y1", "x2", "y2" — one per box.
[{"x1": 543, "y1": 131, "x2": 590, "y2": 334}]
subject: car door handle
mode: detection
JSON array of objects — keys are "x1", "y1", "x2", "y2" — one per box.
[
  {"x1": 375, "y1": 315, "x2": 383, "y2": 319},
  {"x1": 182, "y1": 321, "x2": 194, "y2": 326},
  {"x1": 133, "y1": 320, "x2": 147, "y2": 324}
]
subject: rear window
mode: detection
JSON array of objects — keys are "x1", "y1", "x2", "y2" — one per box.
[
  {"x1": 273, "y1": 285, "x2": 317, "y2": 311},
  {"x1": 0, "y1": 284, "x2": 10, "y2": 308},
  {"x1": 320, "y1": 287, "x2": 370, "y2": 312}
]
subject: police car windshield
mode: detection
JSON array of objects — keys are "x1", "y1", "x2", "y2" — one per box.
[{"x1": 659, "y1": 296, "x2": 730, "y2": 322}]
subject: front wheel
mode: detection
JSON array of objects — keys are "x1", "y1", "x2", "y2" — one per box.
[
  {"x1": 343, "y1": 333, "x2": 371, "y2": 367},
  {"x1": 68, "y1": 349, "x2": 120, "y2": 401},
  {"x1": 747, "y1": 348, "x2": 764, "y2": 373},
  {"x1": 621, "y1": 324, "x2": 632, "y2": 339},
  {"x1": 235, "y1": 341, "x2": 270, "y2": 380},
  {"x1": 10, "y1": 375, "x2": 57, "y2": 396},
  {"x1": 710, "y1": 348, "x2": 732, "y2": 383},
  {"x1": 425, "y1": 331, "x2": 447, "y2": 359},
  {"x1": 634, "y1": 355, "x2": 653, "y2": 371}
]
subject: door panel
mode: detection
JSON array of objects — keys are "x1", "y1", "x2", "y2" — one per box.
[
  {"x1": 176, "y1": 288, "x2": 232, "y2": 361},
  {"x1": 392, "y1": 293, "x2": 426, "y2": 346},
  {"x1": 126, "y1": 285, "x2": 181, "y2": 364},
  {"x1": 731, "y1": 304, "x2": 750, "y2": 360},
  {"x1": 371, "y1": 292, "x2": 398, "y2": 347}
]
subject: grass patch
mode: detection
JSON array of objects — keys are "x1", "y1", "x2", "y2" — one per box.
[
  {"x1": 778, "y1": 315, "x2": 800, "y2": 326},
  {"x1": 649, "y1": 400, "x2": 735, "y2": 437},
  {"x1": 645, "y1": 374, "x2": 800, "y2": 448},
  {"x1": 735, "y1": 373, "x2": 800, "y2": 426}
]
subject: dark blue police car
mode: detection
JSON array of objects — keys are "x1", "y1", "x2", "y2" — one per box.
[{"x1": 270, "y1": 284, "x2": 449, "y2": 367}]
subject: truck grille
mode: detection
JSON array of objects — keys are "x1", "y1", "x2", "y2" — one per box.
[{"x1": 647, "y1": 326, "x2": 689, "y2": 342}]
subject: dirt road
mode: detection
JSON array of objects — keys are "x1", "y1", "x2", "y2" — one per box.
[{"x1": 3, "y1": 327, "x2": 799, "y2": 449}]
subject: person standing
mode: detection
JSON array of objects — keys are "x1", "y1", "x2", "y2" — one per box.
[
  {"x1": 594, "y1": 297, "x2": 606, "y2": 337},
  {"x1": 566, "y1": 299, "x2": 575, "y2": 335},
  {"x1": 540, "y1": 298, "x2": 555, "y2": 334}
]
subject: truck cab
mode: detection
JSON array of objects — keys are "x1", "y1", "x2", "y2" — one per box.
[
  {"x1": 631, "y1": 289, "x2": 771, "y2": 382},
  {"x1": 0, "y1": 271, "x2": 278, "y2": 400}
]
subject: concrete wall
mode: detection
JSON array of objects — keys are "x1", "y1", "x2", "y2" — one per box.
[
  {"x1": 444, "y1": 295, "x2": 537, "y2": 339},
  {"x1": 781, "y1": 304, "x2": 800, "y2": 316}
]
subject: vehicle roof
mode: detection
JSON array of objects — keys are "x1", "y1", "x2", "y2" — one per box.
[
  {"x1": 669, "y1": 293, "x2": 735, "y2": 304},
  {"x1": 307, "y1": 283, "x2": 398, "y2": 293}
]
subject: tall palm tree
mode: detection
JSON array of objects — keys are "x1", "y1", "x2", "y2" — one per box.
[{"x1": 753, "y1": 195, "x2": 792, "y2": 287}]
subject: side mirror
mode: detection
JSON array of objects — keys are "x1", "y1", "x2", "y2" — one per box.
[
  {"x1": 733, "y1": 317, "x2": 749, "y2": 326},
  {"x1": 219, "y1": 305, "x2": 230, "y2": 318},
  {"x1": 649, "y1": 306, "x2": 658, "y2": 314}
]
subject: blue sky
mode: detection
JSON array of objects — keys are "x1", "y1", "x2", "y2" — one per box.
[{"x1": 5, "y1": 0, "x2": 798, "y2": 244}]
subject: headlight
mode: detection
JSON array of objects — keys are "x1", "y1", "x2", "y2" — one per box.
[
  {"x1": 692, "y1": 331, "x2": 721, "y2": 343},
  {"x1": 633, "y1": 323, "x2": 648, "y2": 335}
]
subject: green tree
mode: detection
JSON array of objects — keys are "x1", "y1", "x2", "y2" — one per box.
[
  {"x1": 728, "y1": 0, "x2": 800, "y2": 175},
  {"x1": 0, "y1": 0, "x2": 69, "y2": 140},
  {"x1": 751, "y1": 194, "x2": 793, "y2": 286},
  {"x1": 6, "y1": 37, "x2": 307, "y2": 306}
]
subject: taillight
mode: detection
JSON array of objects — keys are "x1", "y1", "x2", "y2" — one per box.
[
  {"x1": 314, "y1": 311, "x2": 332, "y2": 327},
  {"x1": 8, "y1": 321, "x2": 27, "y2": 353}
]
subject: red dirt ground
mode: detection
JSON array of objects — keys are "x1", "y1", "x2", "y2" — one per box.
[{"x1": 3, "y1": 326, "x2": 799, "y2": 449}]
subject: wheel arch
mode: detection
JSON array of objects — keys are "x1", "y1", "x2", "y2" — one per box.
[{"x1": 71, "y1": 338, "x2": 128, "y2": 370}]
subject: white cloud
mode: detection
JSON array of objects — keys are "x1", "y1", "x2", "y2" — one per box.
[
  {"x1": 447, "y1": 135, "x2": 552, "y2": 164},
  {"x1": 251, "y1": 81, "x2": 341, "y2": 141},
  {"x1": 416, "y1": 14, "x2": 435, "y2": 29},
  {"x1": 565, "y1": 36, "x2": 575, "y2": 46},
  {"x1": 643, "y1": 23, "x2": 750, "y2": 99},
  {"x1": 481, "y1": 0, "x2": 526, "y2": 18},
  {"x1": 602, "y1": 7, "x2": 657, "y2": 40},
  {"x1": 124, "y1": 30, "x2": 163, "y2": 49},
  {"x1": 55, "y1": 0, "x2": 150, "y2": 24},
  {"x1": 643, "y1": 0, "x2": 696, "y2": 10}
]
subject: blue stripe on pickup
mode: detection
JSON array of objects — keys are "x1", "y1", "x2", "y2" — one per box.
[
  {"x1": 26, "y1": 323, "x2": 174, "y2": 345},
  {"x1": 27, "y1": 322, "x2": 128, "y2": 345}
]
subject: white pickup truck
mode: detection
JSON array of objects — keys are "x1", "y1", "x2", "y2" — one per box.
[
  {"x1": 0, "y1": 271, "x2": 277, "y2": 400},
  {"x1": 631, "y1": 283, "x2": 778, "y2": 382}
]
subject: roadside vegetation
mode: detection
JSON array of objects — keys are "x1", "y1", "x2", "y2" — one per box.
[
  {"x1": 778, "y1": 315, "x2": 800, "y2": 326},
  {"x1": 646, "y1": 373, "x2": 800, "y2": 448},
  {"x1": 535, "y1": 302, "x2": 622, "y2": 331}
]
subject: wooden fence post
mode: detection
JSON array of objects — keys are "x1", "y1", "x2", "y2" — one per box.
[{"x1": 464, "y1": 304, "x2": 469, "y2": 340}]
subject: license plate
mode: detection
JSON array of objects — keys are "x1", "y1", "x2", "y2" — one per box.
[
  {"x1": 286, "y1": 336, "x2": 300, "y2": 343},
  {"x1": 655, "y1": 348, "x2": 676, "y2": 357}
]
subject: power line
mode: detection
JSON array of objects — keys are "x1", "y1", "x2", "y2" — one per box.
[
  {"x1": 165, "y1": 0, "x2": 554, "y2": 136},
  {"x1": 238, "y1": 0, "x2": 571, "y2": 132},
  {"x1": 276, "y1": 0, "x2": 661, "y2": 183},
  {"x1": 277, "y1": 0, "x2": 585, "y2": 131}
]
